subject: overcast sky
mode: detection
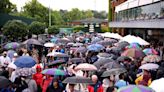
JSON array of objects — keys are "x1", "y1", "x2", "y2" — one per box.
[{"x1": 10, "y1": 0, "x2": 108, "y2": 12}]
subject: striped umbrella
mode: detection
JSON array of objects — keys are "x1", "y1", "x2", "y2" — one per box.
[
  {"x1": 4, "y1": 42, "x2": 20, "y2": 49},
  {"x1": 143, "y1": 48, "x2": 158, "y2": 55},
  {"x1": 121, "y1": 48, "x2": 145, "y2": 59},
  {"x1": 117, "y1": 85, "x2": 155, "y2": 92},
  {"x1": 42, "y1": 68, "x2": 67, "y2": 76},
  {"x1": 143, "y1": 55, "x2": 161, "y2": 63}
]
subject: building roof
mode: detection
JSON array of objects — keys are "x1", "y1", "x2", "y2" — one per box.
[
  {"x1": 73, "y1": 18, "x2": 108, "y2": 24},
  {"x1": 0, "y1": 13, "x2": 34, "y2": 27},
  {"x1": 109, "y1": 19, "x2": 164, "y2": 29}
]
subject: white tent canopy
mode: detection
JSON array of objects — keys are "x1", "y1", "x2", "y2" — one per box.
[{"x1": 101, "y1": 32, "x2": 123, "y2": 39}]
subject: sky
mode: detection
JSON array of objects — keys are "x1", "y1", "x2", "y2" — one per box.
[{"x1": 10, "y1": 0, "x2": 109, "y2": 12}]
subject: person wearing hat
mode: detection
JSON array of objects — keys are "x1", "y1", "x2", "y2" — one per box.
[{"x1": 33, "y1": 65, "x2": 43, "y2": 92}]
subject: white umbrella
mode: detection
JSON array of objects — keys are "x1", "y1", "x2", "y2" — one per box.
[
  {"x1": 75, "y1": 63, "x2": 97, "y2": 71},
  {"x1": 149, "y1": 78, "x2": 164, "y2": 92},
  {"x1": 121, "y1": 35, "x2": 150, "y2": 45},
  {"x1": 44, "y1": 42, "x2": 55, "y2": 47},
  {"x1": 101, "y1": 32, "x2": 123, "y2": 39},
  {"x1": 139, "y1": 63, "x2": 159, "y2": 70}
]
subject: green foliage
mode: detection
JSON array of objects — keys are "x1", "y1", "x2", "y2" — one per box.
[
  {"x1": 48, "y1": 25, "x2": 59, "y2": 34},
  {"x1": 0, "y1": 0, "x2": 16, "y2": 13},
  {"x1": 51, "y1": 11, "x2": 64, "y2": 25},
  {"x1": 2, "y1": 20, "x2": 28, "y2": 41},
  {"x1": 101, "y1": 26, "x2": 110, "y2": 33},
  {"x1": 22, "y1": 0, "x2": 49, "y2": 24},
  {"x1": 29, "y1": 21, "x2": 46, "y2": 35},
  {"x1": 82, "y1": 10, "x2": 94, "y2": 19},
  {"x1": 73, "y1": 26, "x2": 85, "y2": 33}
]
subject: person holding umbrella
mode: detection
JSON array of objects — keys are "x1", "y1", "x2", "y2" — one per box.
[{"x1": 46, "y1": 78, "x2": 63, "y2": 92}]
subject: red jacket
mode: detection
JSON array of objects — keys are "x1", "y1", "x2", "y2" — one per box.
[
  {"x1": 88, "y1": 85, "x2": 103, "y2": 92},
  {"x1": 33, "y1": 72, "x2": 43, "y2": 85}
]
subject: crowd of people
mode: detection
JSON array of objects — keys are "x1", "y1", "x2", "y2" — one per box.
[{"x1": 0, "y1": 32, "x2": 164, "y2": 92}]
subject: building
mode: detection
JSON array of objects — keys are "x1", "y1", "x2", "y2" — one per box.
[
  {"x1": 69, "y1": 18, "x2": 108, "y2": 32},
  {"x1": 109, "y1": 0, "x2": 164, "y2": 43}
]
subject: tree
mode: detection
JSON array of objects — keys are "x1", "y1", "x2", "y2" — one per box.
[
  {"x1": 83, "y1": 10, "x2": 94, "y2": 18},
  {"x1": 0, "y1": 0, "x2": 16, "y2": 13},
  {"x1": 51, "y1": 11, "x2": 64, "y2": 25},
  {"x1": 2, "y1": 20, "x2": 28, "y2": 41},
  {"x1": 48, "y1": 25, "x2": 59, "y2": 34},
  {"x1": 22, "y1": 0, "x2": 49, "y2": 24},
  {"x1": 68, "y1": 8, "x2": 83, "y2": 21},
  {"x1": 29, "y1": 21, "x2": 46, "y2": 35}
]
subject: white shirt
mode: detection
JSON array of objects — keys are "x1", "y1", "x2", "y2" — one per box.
[
  {"x1": 0, "y1": 56, "x2": 11, "y2": 67},
  {"x1": 149, "y1": 78, "x2": 164, "y2": 92}
]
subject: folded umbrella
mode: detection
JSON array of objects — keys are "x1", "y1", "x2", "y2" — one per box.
[
  {"x1": 0, "y1": 76, "x2": 11, "y2": 88},
  {"x1": 63, "y1": 76, "x2": 93, "y2": 84},
  {"x1": 101, "y1": 68, "x2": 127, "y2": 77},
  {"x1": 117, "y1": 85, "x2": 155, "y2": 92},
  {"x1": 42, "y1": 68, "x2": 67, "y2": 76},
  {"x1": 14, "y1": 56, "x2": 36, "y2": 68}
]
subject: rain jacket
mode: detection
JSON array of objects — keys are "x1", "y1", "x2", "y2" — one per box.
[
  {"x1": 88, "y1": 82, "x2": 103, "y2": 92},
  {"x1": 41, "y1": 77, "x2": 53, "y2": 92},
  {"x1": 135, "y1": 75, "x2": 152, "y2": 86}
]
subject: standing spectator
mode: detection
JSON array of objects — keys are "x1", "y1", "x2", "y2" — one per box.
[
  {"x1": 88, "y1": 75, "x2": 103, "y2": 92},
  {"x1": 0, "y1": 51, "x2": 11, "y2": 67},
  {"x1": 115, "y1": 73, "x2": 128, "y2": 88},
  {"x1": 46, "y1": 78, "x2": 63, "y2": 92}
]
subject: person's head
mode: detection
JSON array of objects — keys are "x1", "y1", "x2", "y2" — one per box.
[
  {"x1": 119, "y1": 73, "x2": 124, "y2": 80},
  {"x1": 156, "y1": 67, "x2": 164, "y2": 79},
  {"x1": 91, "y1": 75, "x2": 98, "y2": 84},
  {"x1": 13, "y1": 53, "x2": 18, "y2": 58},
  {"x1": 36, "y1": 65, "x2": 42, "y2": 73},
  {"x1": 52, "y1": 78, "x2": 59, "y2": 88},
  {"x1": 69, "y1": 84, "x2": 75, "y2": 92},
  {"x1": 3, "y1": 51, "x2": 7, "y2": 57},
  {"x1": 106, "y1": 86, "x2": 117, "y2": 92},
  {"x1": 109, "y1": 75, "x2": 115, "y2": 81}
]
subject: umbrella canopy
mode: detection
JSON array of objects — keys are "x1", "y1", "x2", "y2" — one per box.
[
  {"x1": 75, "y1": 63, "x2": 97, "y2": 71},
  {"x1": 15, "y1": 68, "x2": 36, "y2": 77},
  {"x1": 94, "y1": 58, "x2": 114, "y2": 69},
  {"x1": 87, "y1": 44, "x2": 104, "y2": 52},
  {"x1": 63, "y1": 76, "x2": 93, "y2": 84},
  {"x1": 48, "y1": 60, "x2": 66, "y2": 66},
  {"x1": 97, "y1": 40, "x2": 112, "y2": 47},
  {"x1": 23, "y1": 38, "x2": 42, "y2": 46},
  {"x1": 73, "y1": 43, "x2": 84, "y2": 47},
  {"x1": 143, "y1": 48, "x2": 158, "y2": 55},
  {"x1": 101, "y1": 68, "x2": 127, "y2": 77},
  {"x1": 69, "y1": 58, "x2": 86, "y2": 64},
  {"x1": 116, "y1": 41, "x2": 130, "y2": 49},
  {"x1": 117, "y1": 85, "x2": 155, "y2": 92},
  {"x1": 42, "y1": 68, "x2": 67, "y2": 76},
  {"x1": 97, "y1": 53, "x2": 111, "y2": 58},
  {"x1": 75, "y1": 47, "x2": 87, "y2": 54},
  {"x1": 47, "y1": 52, "x2": 69, "y2": 57},
  {"x1": 91, "y1": 37, "x2": 102, "y2": 44},
  {"x1": 143, "y1": 55, "x2": 161, "y2": 63},
  {"x1": 149, "y1": 78, "x2": 164, "y2": 92},
  {"x1": 101, "y1": 32, "x2": 123, "y2": 39},
  {"x1": 56, "y1": 38, "x2": 71, "y2": 44},
  {"x1": 121, "y1": 48, "x2": 145, "y2": 58},
  {"x1": 126, "y1": 43, "x2": 140, "y2": 49},
  {"x1": 44, "y1": 42, "x2": 55, "y2": 47},
  {"x1": 117, "y1": 56, "x2": 132, "y2": 62},
  {"x1": 101, "y1": 62, "x2": 124, "y2": 70},
  {"x1": 0, "y1": 76, "x2": 11, "y2": 88},
  {"x1": 4, "y1": 42, "x2": 20, "y2": 50},
  {"x1": 139, "y1": 63, "x2": 159, "y2": 70},
  {"x1": 14, "y1": 56, "x2": 36, "y2": 68}
]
